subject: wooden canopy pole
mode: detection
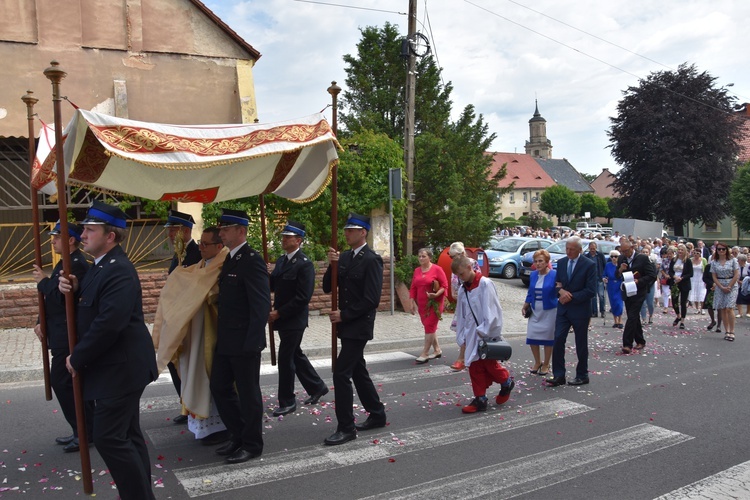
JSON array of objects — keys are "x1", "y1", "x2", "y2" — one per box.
[
  {"x1": 43, "y1": 61, "x2": 93, "y2": 495},
  {"x1": 22, "y1": 90, "x2": 52, "y2": 401},
  {"x1": 327, "y1": 81, "x2": 341, "y2": 369},
  {"x1": 259, "y1": 194, "x2": 276, "y2": 365}
]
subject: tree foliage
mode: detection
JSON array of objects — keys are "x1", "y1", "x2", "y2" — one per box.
[
  {"x1": 341, "y1": 22, "x2": 452, "y2": 139},
  {"x1": 539, "y1": 185, "x2": 580, "y2": 220},
  {"x1": 730, "y1": 162, "x2": 750, "y2": 233},
  {"x1": 341, "y1": 22, "x2": 501, "y2": 254},
  {"x1": 201, "y1": 131, "x2": 405, "y2": 261},
  {"x1": 579, "y1": 193, "x2": 609, "y2": 219},
  {"x1": 413, "y1": 105, "x2": 502, "y2": 249},
  {"x1": 608, "y1": 63, "x2": 742, "y2": 235}
]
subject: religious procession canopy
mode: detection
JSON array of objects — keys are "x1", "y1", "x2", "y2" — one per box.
[{"x1": 32, "y1": 110, "x2": 340, "y2": 203}]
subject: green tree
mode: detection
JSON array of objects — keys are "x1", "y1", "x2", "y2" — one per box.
[
  {"x1": 580, "y1": 172, "x2": 597, "y2": 184},
  {"x1": 579, "y1": 193, "x2": 609, "y2": 219},
  {"x1": 608, "y1": 63, "x2": 742, "y2": 236},
  {"x1": 413, "y1": 105, "x2": 503, "y2": 249},
  {"x1": 201, "y1": 130, "x2": 405, "y2": 261},
  {"x1": 730, "y1": 162, "x2": 750, "y2": 233},
  {"x1": 539, "y1": 185, "x2": 580, "y2": 221},
  {"x1": 341, "y1": 22, "x2": 452, "y2": 139}
]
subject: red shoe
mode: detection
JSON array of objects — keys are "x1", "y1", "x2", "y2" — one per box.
[
  {"x1": 450, "y1": 361, "x2": 465, "y2": 371},
  {"x1": 495, "y1": 378, "x2": 515, "y2": 405},
  {"x1": 461, "y1": 397, "x2": 488, "y2": 413}
]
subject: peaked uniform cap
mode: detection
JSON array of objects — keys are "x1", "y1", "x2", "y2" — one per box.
[
  {"x1": 281, "y1": 221, "x2": 306, "y2": 238},
  {"x1": 81, "y1": 201, "x2": 127, "y2": 229},
  {"x1": 164, "y1": 210, "x2": 195, "y2": 228},
  {"x1": 48, "y1": 220, "x2": 84, "y2": 242},
  {"x1": 344, "y1": 213, "x2": 371, "y2": 231},
  {"x1": 218, "y1": 208, "x2": 249, "y2": 227}
]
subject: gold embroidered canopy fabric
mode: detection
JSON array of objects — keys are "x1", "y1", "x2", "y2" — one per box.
[{"x1": 33, "y1": 110, "x2": 339, "y2": 203}]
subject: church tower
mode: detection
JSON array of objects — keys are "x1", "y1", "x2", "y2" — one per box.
[{"x1": 524, "y1": 100, "x2": 552, "y2": 159}]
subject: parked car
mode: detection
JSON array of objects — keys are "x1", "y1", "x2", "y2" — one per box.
[
  {"x1": 575, "y1": 222, "x2": 603, "y2": 231},
  {"x1": 486, "y1": 237, "x2": 552, "y2": 279},
  {"x1": 519, "y1": 238, "x2": 618, "y2": 285},
  {"x1": 550, "y1": 225, "x2": 570, "y2": 235}
]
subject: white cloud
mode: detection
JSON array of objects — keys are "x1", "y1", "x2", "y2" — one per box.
[{"x1": 205, "y1": 0, "x2": 750, "y2": 175}]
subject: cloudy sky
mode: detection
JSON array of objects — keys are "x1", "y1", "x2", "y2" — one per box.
[{"x1": 205, "y1": 0, "x2": 750, "y2": 176}]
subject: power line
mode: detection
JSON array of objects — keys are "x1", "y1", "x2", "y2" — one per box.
[
  {"x1": 463, "y1": 0, "x2": 739, "y2": 116},
  {"x1": 422, "y1": 0, "x2": 446, "y2": 89},
  {"x1": 292, "y1": 0, "x2": 406, "y2": 16}
]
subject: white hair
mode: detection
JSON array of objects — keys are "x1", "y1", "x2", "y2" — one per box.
[
  {"x1": 449, "y1": 241, "x2": 465, "y2": 257},
  {"x1": 567, "y1": 236, "x2": 583, "y2": 251}
]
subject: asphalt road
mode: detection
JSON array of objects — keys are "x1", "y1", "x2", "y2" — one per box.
[{"x1": 1, "y1": 278, "x2": 749, "y2": 499}]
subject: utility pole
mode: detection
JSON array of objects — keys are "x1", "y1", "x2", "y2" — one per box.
[{"x1": 404, "y1": 0, "x2": 416, "y2": 256}]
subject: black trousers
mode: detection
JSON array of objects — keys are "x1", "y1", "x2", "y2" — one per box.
[
  {"x1": 333, "y1": 338, "x2": 385, "y2": 432},
  {"x1": 92, "y1": 388, "x2": 154, "y2": 500},
  {"x1": 673, "y1": 285, "x2": 690, "y2": 319},
  {"x1": 623, "y1": 294, "x2": 647, "y2": 347},
  {"x1": 167, "y1": 361, "x2": 181, "y2": 397},
  {"x1": 50, "y1": 348, "x2": 93, "y2": 438},
  {"x1": 277, "y1": 328, "x2": 326, "y2": 406},
  {"x1": 210, "y1": 352, "x2": 263, "y2": 455},
  {"x1": 551, "y1": 314, "x2": 589, "y2": 379}
]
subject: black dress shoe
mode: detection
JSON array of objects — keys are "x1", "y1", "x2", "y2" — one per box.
[
  {"x1": 225, "y1": 448, "x2": 260, "y2": 464},
  {"x1": 63, "y1": 441, "x2": 80, "y2": 453},
  {"x1": 200, "y1": 430, "x2": 230, "y2": 446},
  {"x1": 216, "y1": 441, "x2": 242, "y2": 456},
  {"x1": 173, "y1": 414, "x2": 188, "y2": 424},
  {"x1": 55, "y1": 434, "x2": 75, "y2": 445},
  {"x1": 568, "y1": 377, "x2": 590, "y2": 386},
  {"x1": 272, "y1": 403, "x2": 297, "y2": 417},
  {"x1": 545, "y1": 376, "x2": 566, "y2": 387},
  {"x1": 324, "y1": 430, "x2": 357, "y2": 446},
  {"x1": 303, "y1": 386, "x2": 330, "y2": 405},
  {"x1": 355, "y1": 416, "x2": 386, "y2": 431}
]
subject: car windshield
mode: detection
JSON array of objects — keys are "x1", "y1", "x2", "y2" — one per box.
[
  {"x1": 545, "y1": 240, "x2": 567, "y2": 254},
  {"x1": 490, "y1": 239, "x2": 525, "y2": 252},
  {"x1": 544, "y1": 239, "x2": 616, "y2": 255}
]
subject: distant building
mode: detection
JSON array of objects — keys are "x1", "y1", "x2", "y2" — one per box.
[
  {"x1": 525, "y1": 100, "x2": 552, "y2": 159},
  {"x1": 535, "y1": 158, "x2": 593, "y2": 195},
  {"x1": 590, "y1": 168, "x2": 618, "y2": 199},
  {"x1": 490, "y1": 152, "x2": 555, "y2": 220}
]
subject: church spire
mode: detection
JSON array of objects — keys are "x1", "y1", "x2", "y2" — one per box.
[{"x1": 525, "y1": 100, "x2": 552, "y2": 158}]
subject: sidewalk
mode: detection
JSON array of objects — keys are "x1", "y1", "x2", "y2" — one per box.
[{"x1": 0, "y1": 309, "x2": 532, "y2": 384}]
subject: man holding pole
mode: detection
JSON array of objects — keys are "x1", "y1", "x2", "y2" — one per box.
[
  {"x1": 59, "y1": 201, "x2": 158, "y2": 500},
  {"x1": 32, "y1": 221, "x2": 93, "y2": 453},
  {"x1": 322, "y1": 213, "x2": 387, "y2": 446}
]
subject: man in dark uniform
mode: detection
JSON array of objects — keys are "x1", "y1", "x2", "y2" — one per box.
[
  {"x1": 164, "y1": 209, "x2": 201, "y2": 424},
  {"x1": 210, "y1": 208, "x2": 270, "y2": 464},
  {"x1": 583, "y1": 241, "x2": 607, "y2": 318},
  {"x1": 269, "y1": 221, "x2": 328, "y2": 417},
  {"x1": 322, "y1": 213, "x2": 387, "y2": 446},
  {"x1": 59, "y1": 201, "x2": 158, "y2": 500},
  {"x1": 32, "y1": 221, "x2": 93, "y2": 453}
]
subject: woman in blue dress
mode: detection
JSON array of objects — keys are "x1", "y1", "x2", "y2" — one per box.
[
  {"x1": 522, "y1": 249, "x2": 558, "y2": 377},
  {"x1": 603, "y1": 249, "x2": 624, "y2": 328}
]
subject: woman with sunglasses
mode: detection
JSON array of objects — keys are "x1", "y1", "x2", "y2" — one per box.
[{"x1": 711, "y1": 243, "x2": 740, "y2": 341}]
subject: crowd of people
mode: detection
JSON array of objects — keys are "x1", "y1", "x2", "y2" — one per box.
[{"x1": 32, "y1": 204, "x2": 750, "y2": 498}]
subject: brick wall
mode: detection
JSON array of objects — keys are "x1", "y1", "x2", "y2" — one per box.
[{"x1": 0, "y1": 262, "x2": 393, "y2": 329}]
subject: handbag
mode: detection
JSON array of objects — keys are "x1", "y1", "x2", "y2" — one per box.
[{"x1": 464, "y1": 287, "x2": 512, "y2": 361}]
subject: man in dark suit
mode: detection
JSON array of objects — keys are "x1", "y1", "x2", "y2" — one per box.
[
  {"x1": 59, "y1": 201, "x2": 158, "y2": 500},
  {"x1": 164, "y1": 209, "x2": 202, "y2": 424},
  {"x1": 616, "y1": 239, "x2": 657, "y2": 353},
  {"x1": 210, "y1": 208, "x2": 270, "y2": 464},
  {"x1": 270, "y1": 221, "x2": 328, "y2": 417},
  {"x1": 322, "y1": 213, "x2": 387, "y2": 446},
  {"x1": 32, "y1": 221, "x2": 93, "y2": 453},
  {"x1": 583, "y1": 241, "x2": 607, "y2": 318},
  {"x1": 546, "y1": 236, "x2": 597, "y2": 387}
]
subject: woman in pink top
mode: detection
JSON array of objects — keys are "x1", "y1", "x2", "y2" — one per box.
[{"x1": 410, "y1": 248, "x2": 448, "y2": 363}]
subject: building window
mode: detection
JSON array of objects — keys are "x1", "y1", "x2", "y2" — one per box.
[
  {"x1": 534, "y1": 149, "x2": 539, "y2": 156},
  {"x1": 523, "y1": 192, "x2": 527, "y2": 202},
  {"x1": 510, "y1": 192, "x2": 515, "y2": 203},
  {"x1": 704, "y1": 221, "x2": 720, "y2": 232}
]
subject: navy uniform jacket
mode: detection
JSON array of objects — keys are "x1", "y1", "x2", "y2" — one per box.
[
  {"x1": 323, "y1": 244, "x2": 383, "y2": 340},
  {"x1": 69, "y1": 245, "x2": 158, "y2": 400},
  {"x1": 169, "y1": 239, "x2": 201, "y2": 274},
  {"x1": 555, "y1": 255, "x2": 597, "y2": 319},
  {"x1": 617, "y1": 253, "x2": 657, "y2": 300},
  {"x1": 216, "y1": 244, "x2": 271, "y2": 355},
  {"x1": 37, "y1": 248, "x2": 90, "y2": 349},
  {"x1": 269, "y1": 250, "x2": 315, "y2": 331}
]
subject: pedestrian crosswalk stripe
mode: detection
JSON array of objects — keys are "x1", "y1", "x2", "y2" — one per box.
[
  {"x1": 174, "y1": 398, "x2": 592, "y2": 497},
  {"x1": 654, "y1": 459, "x2": 750, "y2": 499},
  {"x1": 362, "y1": 423, "x2": 693, "y2": 500}
]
